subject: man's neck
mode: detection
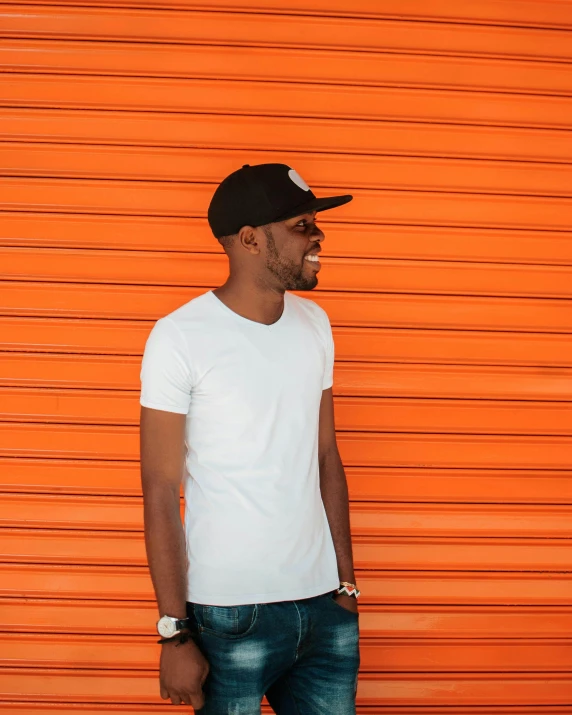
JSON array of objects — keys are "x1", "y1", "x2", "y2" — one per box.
[{"x1": 212, "y1": 281, "x2": 285, "y2": 326}]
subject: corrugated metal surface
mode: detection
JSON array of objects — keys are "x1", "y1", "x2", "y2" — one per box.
[{"x1": 1, "y1": 1, "x2": 572, "y2": 712}]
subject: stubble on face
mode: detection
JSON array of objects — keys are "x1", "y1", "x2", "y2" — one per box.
[{"x1": 263, "y1": 225, "x2": 318, "y2": 291}]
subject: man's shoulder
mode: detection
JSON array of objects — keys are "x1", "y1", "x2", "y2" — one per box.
[
  {"x1": 160, "y1": 290, "x2": 215, "y2": 329},
  {"x1": 288, "y1": 292, "x2": 330, "y2": 325}
]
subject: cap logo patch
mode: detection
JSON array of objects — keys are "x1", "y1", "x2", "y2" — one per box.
[{"x1": 288, "y1": 169, "x2": 310, "y2": 192}]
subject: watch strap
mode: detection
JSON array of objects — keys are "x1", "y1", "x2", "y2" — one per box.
[{"x1": 158, "y1": 631, "x2": 191, "y2": 646}]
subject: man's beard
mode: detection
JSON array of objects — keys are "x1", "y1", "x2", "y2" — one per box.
[{"x1": 263, "y1": 226, "x2": 318, "y2": 291}]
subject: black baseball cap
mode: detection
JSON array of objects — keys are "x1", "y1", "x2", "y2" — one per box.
[{"x1": 207, "y1": 163, "x2": 353, "y2": 238}]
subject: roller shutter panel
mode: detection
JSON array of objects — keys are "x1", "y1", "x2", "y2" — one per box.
[{"x1": 1, "y1": 1, "x2": 571, "y2": 712}]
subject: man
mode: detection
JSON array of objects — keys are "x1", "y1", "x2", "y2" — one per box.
[{"x1": 139, "y1": 163, "x2": 360, "y2": 714}]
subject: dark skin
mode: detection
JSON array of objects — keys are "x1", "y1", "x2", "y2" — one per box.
[{"x1": 140, "y1": 211, "x2": 357, "y2": 708}]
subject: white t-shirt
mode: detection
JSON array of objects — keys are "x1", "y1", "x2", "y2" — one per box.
[{"x1": 139, "y1": 290, "x2": 339, "y2": 606}]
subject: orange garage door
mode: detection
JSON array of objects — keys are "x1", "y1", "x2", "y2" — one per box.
[{"x1": 1, "y1": 0, "x2": 572, "y2": 712}]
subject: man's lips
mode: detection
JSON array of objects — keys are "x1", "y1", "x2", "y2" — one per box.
[{"x1": 304, "y1": 253, "x2": 321, "y2": 268}]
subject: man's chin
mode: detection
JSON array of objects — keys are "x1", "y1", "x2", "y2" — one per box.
[{"x1": 289, "y1": 277, "x2": 318, "y2": 291}]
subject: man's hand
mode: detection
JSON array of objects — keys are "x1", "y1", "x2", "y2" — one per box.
[
  {"x1": 333, "y1": 592, "x2": 359, "y2": 615},
  {"x1": 159, "y1": 637, "x2": 210, "y2": 708}
]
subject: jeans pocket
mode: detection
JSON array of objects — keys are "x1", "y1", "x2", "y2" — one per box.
[
  {"x1": 327, "y1": 591, "x2": 359, "y2": 618},
  {"x1": 192, "y1": 603, "x2": 258, "y2": 640}
]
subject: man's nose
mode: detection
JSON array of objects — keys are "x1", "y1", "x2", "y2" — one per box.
[{"x1": 311, "y1": 225, "x2": 325, "y2": 242}]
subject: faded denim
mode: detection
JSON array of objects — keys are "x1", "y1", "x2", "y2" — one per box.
[{"x1": 186, "y1": 590, "x2": 360, "y2": 714}]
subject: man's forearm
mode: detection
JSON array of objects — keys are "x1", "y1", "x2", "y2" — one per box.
[
  {"x1": 319, "y1": 447, "x2": 355, "y2": 583},
  {"x1": 143, "y1": 484, "x2": 188, "y2": 618}
]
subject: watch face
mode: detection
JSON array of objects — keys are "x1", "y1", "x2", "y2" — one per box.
[{"x1": 157, "y1": 616, "x2": 177, "y2": 638}]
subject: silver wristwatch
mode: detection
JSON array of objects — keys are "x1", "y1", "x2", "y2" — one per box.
[{"x1": 157, "y1": 614, "x2": 191, "y2": 639}]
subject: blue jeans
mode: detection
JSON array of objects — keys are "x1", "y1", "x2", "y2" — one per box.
[{"x1": 186, "y1": 590, "x2": 360, "y2": 714}]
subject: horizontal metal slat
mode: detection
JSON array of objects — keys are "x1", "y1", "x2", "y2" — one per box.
[
  {"x1": 1, "y1": 527, "x2": 570, "y2": 570},
  {"x1": 0, "y1": 316, "x2": 153, "y2": 355},
  {"x1": 0, "y1": 528, "x2": 146, "y2": 565},
  {"x1": 354, "y1": 504, "x2": 572, "y2": 538},
  {"x1": 0, "y1": 668, "x2": 160, "y2": 703},
  {"x1": 359, "y1": 539, "x2": 572, "y2": 571},
  {"x1": 1, "y1": 633, "x2": 161, "y2": 670},
  {"x1": 4, "y1": 388, "x2": 572, "y2": 435},
  {"x1": 4, "y1": 247, "x2": 572, "y2": 298},
  {"x1": 2, "y1": 633, "x2": 571, "y2": 672},
  {"x1": 0, "y1": 458, "x2": 141, "y2": 495},
  {"x1": 356, "y1": 675, "x2": 572, "y2": 706},
  {"x1": 0, "y1": 597, "x2": 155, "y2": 634},
  {"x1": 1, "y1": 423, "x2": 572, "y2": 468},
  {"x1": 6, "y1": 283, "x2": 572, "y2": 333},
  {"x1": 4, "y1": 73, "x2": 572, "y2": 129},
  {"x1": 223, "y1": 0, "x2": 572, "y2": 29},
  {"x1": 0, "y1": 563, "x2": 153, "y2": 601},
  {"x1": 0, "y1": 705, "x2": 567, "y2": 715},
  {"x1": 2, "y1": 458, "x2": 572, "y2": 505},
  {"x1": 332, "y1": 364, "x2": 572, "y2": 400},
  {"x1": 1, "y1": 668, "x2": 571, "y2": 706},
  {"x1": 2, "y1": 495, "x2": 571, "y2": 538},
  {"x1": 3, "y1": 597, "x2": 570, "y2": 638},
  {"x1": 1, "y1": 708, "x2": 568, "y2": 715},
  {"x1": 7, "y1": 0, "x2": 572, "y2": 29},
  {"x1": 6, "y1": 142, "x2": 572, "y2": 197},
  {"x1": 3, "y1": 563, "x2": 571, "y2": 605},
  {"x1": 0, "y1": 494, "x2": 144, "y2": 531},
  {"x1": 352, "y1": 606, "x2": 572, "y2": 638},
  {"x1": 1, "y1": 387, "x2": 137, "y2": 425},
  {"x1": 337, "y1": 398, "x2": 572, "y2": 434},
  {"x1": 0, "y1": 352, "x2": 141, "y2": 391},
  {"x1": 345, "y1": 468, "x2": 572, "y2": 504},
  {"x1": 3, "y1": 317, "x2": 570, "y2": 366},
  {"x1": 5, "y1": 40, "x2": 572, "y2": 96},
  {"x1": 3, "y1": 212, "x2": 572, "y2": 265},
  {"x1": 0, "y1": 422, "x2": 140, "y2": 461},
  {"x1": 3, "y1": 5, "x2": 572, "y2": 61},
  {"x1": 362, "y1": 639, "x2": 572, "y2": 672},
  {"x1": 0, "y1": 706, "x2": 270, "y2": 715},
  {"x1": 4, "y1": 353, "x2": 572, "y2": 401},
  {"x1": 6, "y1": 109, "x2": 572, "y2": 166},
  {"x1": 5, "y1": 179, "x2": 572, "y2": 232}
]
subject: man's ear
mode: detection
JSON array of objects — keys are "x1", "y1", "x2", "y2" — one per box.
[{"x1": 238, "y1": 225, "x2": 260, "y2": 255}]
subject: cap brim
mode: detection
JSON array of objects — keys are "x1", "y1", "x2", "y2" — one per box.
[{"x1": 274, "y1": 194, "x2": 353, "y2": 223}]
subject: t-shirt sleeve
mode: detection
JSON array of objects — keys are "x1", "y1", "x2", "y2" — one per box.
[
  {"x1": 139, "y1": 317, "x2": 193, "y2": 414},
  {"x1": 322, "y1": 311, "x2": 335, "y2": 390}
]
